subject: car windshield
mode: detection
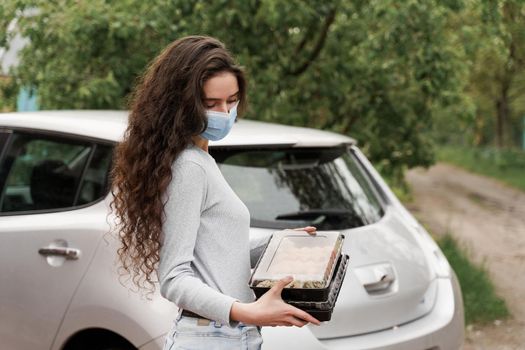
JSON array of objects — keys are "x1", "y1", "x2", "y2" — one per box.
[{"x1": 212, "y1": 146, "x2": 383, "y2": 230}]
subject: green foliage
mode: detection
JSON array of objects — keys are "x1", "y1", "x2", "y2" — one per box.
[
  {"x1": 438, "y1": 233, "x2": 509, "y2": 325},
  {"x1": 384, "y1": 177, "x2": 413, "y2": 204},
  {"x1": 438, "y1": 145, "x2": 525, "y2": 191},
  {"x1": 454, "y1": 0, "x2": 525, "y2": 148},
  {"x1": 1, "y1": 0, "x2": 471, "y2": 175},
  {"x1": 0, "y1": 77, "x2": 17, "y2": 111},
  {"x1": 1, "y1": 0, "x2": 189, "y2": 109}
]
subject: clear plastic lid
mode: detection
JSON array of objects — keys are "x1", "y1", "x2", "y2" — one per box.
[{"x1": 251, "y1": 230, "x2": 343, "y2": 289}]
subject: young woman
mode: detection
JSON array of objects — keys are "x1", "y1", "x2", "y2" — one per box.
[{"x1": 110, "y1": 35, "x2": 321, "y2": 350}]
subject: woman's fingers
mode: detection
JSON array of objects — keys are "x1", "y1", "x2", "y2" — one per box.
[
  {"x1": 280, "y1": 312, "x2": 317, "y2": 327},
  {"x1": 269, "y1": 276, "x2": 293, "y2": 296},
  {"x1": 292, "y1": 226, "x2": 316, "y2": 231},
  {"x1": 286, "y1": 315, "x2": 309, "y2": 327},
  {"x1": 291, "y1": 307, "x2": 322, "y2": 325},
  {"x1": 292, "y1": 226, "x2": 317, "y2": 235},
  {"x1": 259, "y1": 263, "x2": 323, "y2": 328},
  {"x1": 274, "y1": 319, "x2": 304, "y2": 327}
]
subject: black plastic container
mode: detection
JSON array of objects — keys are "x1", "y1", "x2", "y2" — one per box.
[
  {"x1": 288, "y1": 254, "x2": 349, "y2": 321},
  {"x1": 249, "y1": 230, "x2": 345, "y2": 302},
  {"x1": 287, "y1": 253, "x2": 349, "y2": 310}
]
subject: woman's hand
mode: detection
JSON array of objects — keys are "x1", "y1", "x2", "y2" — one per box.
[
  {"x1": 230, "y1": 225, "x2": 320, "y2": 327},
  {"x1": 231, "y1": 276, "x2": 322, "y2": 327},
  {"x1": 290, "y1": 225, "x2": 317, "y2": 235}
]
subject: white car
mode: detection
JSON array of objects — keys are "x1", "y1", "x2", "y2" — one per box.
[{"x1": 0, "y1": 110, "x2": 464, "y2": 350}]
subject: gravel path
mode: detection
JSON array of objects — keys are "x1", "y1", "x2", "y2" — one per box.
[{"x1": 405, "y1": 163, "x2": 525, "y2": 350}]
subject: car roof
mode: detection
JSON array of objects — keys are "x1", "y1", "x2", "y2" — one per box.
[{"x1": 0, "y1": 110, "x2": 355, "y2": 147}]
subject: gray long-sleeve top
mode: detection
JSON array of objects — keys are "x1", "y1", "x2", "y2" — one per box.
[{"x1": 158, "y1": 143, "x2": 271, "y2": 327}]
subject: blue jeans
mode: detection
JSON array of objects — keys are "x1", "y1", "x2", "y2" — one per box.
[{"x1": 163, "y1": 312, "x2": 263, "y2": 350}]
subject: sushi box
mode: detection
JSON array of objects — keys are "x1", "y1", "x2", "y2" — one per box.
[{"x1": 249, "y1": 230, "x2": 348, "y2": 321}]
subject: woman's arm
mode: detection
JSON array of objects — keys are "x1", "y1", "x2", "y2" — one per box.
[{"x1": 158, "y1": 160, "x2": 239, "y2": 327}]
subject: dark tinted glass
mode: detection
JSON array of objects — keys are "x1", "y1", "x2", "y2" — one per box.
[
  {"x1": 0, "y1": 132, "x2": 113, "y2": 214},
  {"x1": 0, "y1": 130, "x2": 10, "y2": 155},
  {"x1": 76, "y1": 144, "x2": 113, "y2": 205},
  {"x1": 213, "y1": 147, "x2": 383, "y2": 230}
]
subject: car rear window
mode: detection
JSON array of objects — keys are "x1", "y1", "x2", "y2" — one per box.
[{"x1": 212, "y1": 146, "x2": 383, "y2": 230}]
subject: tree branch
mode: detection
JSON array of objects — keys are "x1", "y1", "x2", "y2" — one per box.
[
  {"x1": 287, "y1": 7, "x2": 336, "y2": 76},
  {"x1": 293, "y1": 22, "x2": 316, "y2": 56}
]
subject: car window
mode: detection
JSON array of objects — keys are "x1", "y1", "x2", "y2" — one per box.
[
  {"x1": 0, "y1": 131, "x2": 112, "y2": 214},
  {"x1": 0, "y1": 129, "x2": 10, "y2": 155},
  {"x1": 213, "y1": 146, "x2": 383, "y2": 230},
  {"x1": 76, "y1": 144, "x2": 113, "y2": 205}
]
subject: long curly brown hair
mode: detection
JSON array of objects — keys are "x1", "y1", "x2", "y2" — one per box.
[{"x1": 109, "y1": 36, "x2": 247, "y2": 293}]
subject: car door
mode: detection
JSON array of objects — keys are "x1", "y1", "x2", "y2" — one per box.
[{"x1": 0, "y1": 129, "x2": 113, "y2": 349}]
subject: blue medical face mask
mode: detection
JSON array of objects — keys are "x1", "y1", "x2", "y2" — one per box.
[{"x1": 200, "y1": 101, "x2": 239, "y2": 141}]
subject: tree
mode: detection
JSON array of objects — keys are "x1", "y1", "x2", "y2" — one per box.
[
  {"x1": 1, "y1": 0, "x2": 470, "y2": 181},
  {"x1": 467, "y1": 0, "x2": 525, "y2": 148}
]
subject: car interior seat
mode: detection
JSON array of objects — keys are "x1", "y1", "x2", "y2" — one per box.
[{"x1": 30, "y1": 159, "x2": 77, "y2": 210}]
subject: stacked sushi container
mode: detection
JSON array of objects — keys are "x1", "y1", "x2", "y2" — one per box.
[{"x1": 249, "y1": 230, "x2": 349, "y2": 321}]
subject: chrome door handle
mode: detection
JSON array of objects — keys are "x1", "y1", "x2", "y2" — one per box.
[
  {"x1": 38, "y1": 247, "x2": 81, "y2": 260},
  {"x1": 363, "y1": 273, "x2": 395, "y2": 292},
  {"x1": 354, "y1": 263, "x2": 396, "y2": 294}
]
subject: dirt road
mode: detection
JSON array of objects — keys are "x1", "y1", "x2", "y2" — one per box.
[{"x1": 406, "y1": 163, "x2": 525, "y2": 350}]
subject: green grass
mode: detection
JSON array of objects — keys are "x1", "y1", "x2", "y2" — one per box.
[
  {"x1": 437, "y1": 146, "x2": 525, "y2": 192},
  {"x1": 437, "y1": 234, "x2": 510, "y2": 325}
]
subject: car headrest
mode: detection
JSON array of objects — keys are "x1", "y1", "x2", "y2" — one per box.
[{"x1": 30, "y1": 159, "x2": 77, "y2": 210}]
